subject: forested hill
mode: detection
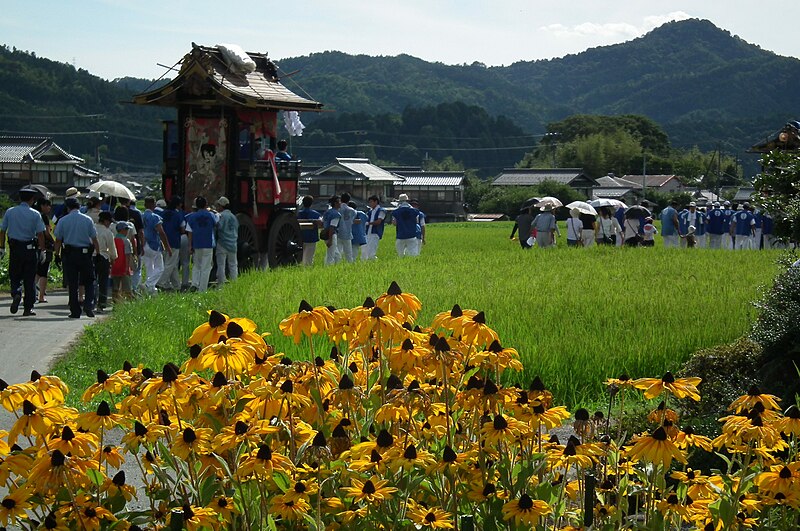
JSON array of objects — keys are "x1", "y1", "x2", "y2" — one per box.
[
  {"x1": 1, "y1": 18, "x2": 799, "y2": 172},
  {"x1": 279, "y1": 18, "x2": 800, "y2": 153}
]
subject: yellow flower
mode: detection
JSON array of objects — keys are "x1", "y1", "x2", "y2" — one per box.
[
  {"x1": 198, "y1": 338, "x2": 256, "y2": 375},
  {"x1": 657, "y1": 492, "x2": 691, "y2": 521},
  {"x1": 460, "y1": 311, "x2": 499, "y2": 347},
  {"x1": 0, "y1": 486, "x2": 32, "y2": 527},
  {"x1": 774, "y1": 405, "x2": 800, "y2": 436},
  {"x1": 376, "y1": 281, "x2": 422, "y2": 322},
  {"x1": 120, "y1": 421, "x2": 169, "y2": 453},
  {"x1": 632, "y1": 372, "x2": 701, "y2": 401},
  {"x1": 209, "y1": 495, "x2": 238, "y2": 522},
  {"x1": 171, "y1": 426, "x2": 213, "y2": 460},
  {"x1": 76, "y1": 400, "x2": 125, "y2": 433},
  {"x1": 8, "y1": 398, "x2": 74, "y2": 445},
  {"x1": 755, "y1": 463, "x2": 800, "y2": 495},
  {"x1": 480, "y1": 413, "x2": 526, "y2": 446},
  {"x1": 431, "y1": 304, "x2": 477, "y2": 337},
  {"x1": 408, "y1": 505, "x2": 454, "y2": 528},
  {"x1": 168, "y1": 504, "x2": 218, "y2": 531},
  {"x1": 48, "y1": 425, "x2": 98, "y2": 459},
  {"x1": 28, "y1": 371, "x2": 69, "y2": 405},
  {"x1": 270, "y1": 493, "x2": 311, "y2": 520},
  {"x1": 68, "y1": 494, "x2": 117, "y2": 530},
  {"x1": 187, "y1": 310, "x2": 257, "y2": 348},
  {"x1": 341, "y1": 476, "x2": 398, "y2": 504},
  {"x1": 626, "y1": 426, "x2": 687, "y2": 469},
  {"x1": 502, "y1": 494, "x2": 551, "y2": 526},
  {"x1": 237, "y1": 444, "x2": 294, "y2": 478},
  {"x1": 279, "y1": 300, "x2": 332, "y2": 344},
  {"x1": 674, "y1": 426, "x2": 713, "y2": 452},
  {"x1": 729, "y1": 385, "x2": 781, "y2": 414},
  {"x1": 81, "y1": 369, "x2": 127, "y2": 402}
]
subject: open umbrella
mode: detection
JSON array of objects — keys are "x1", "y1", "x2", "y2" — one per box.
[
  {"x1": 590, "y1": 198, "x2": 627, "y2": 209},
  {"x1": 565, "y1": 201, "x2": 597, "y2": 216},
  {"x1": 520, "y1": 196, "x2": 540, "y2": 210},
  {"x1": 88, "y1": 180, "x2": 136, "y2": 201},
  {"x1": 625, "y1": 205, "x2": 651, "y2": 219},
  {"x1": 534, "y1": 196, "x2": 563, "y2": 209},
  {"x1": 27, "y1": 184, "x2": 53, "y2": 200}
]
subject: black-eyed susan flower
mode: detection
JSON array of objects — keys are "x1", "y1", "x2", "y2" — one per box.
[
  {"x1": 460, "y1": 311, "x2": 499, "y2": 347},
  {"x1": 96, "y1": 445, "x2": 125, "y2": 469},
  {"x1": 481, "y1": 413, "x2": 525, "y2": 446},
  {"x1": 81, "y1": 369, "x2": 127, "y2": 402},
  {"x1": 0, "y1": 486, "x2": 32, "y2": 527},
  {"x1": 209, "y1": 495, "x2": 238, "y2": 522},
  {"x1": 626, "y1": 426, "x2": 687, "y2": 469},
  {"x1": 341, "y1": 476, "x2": 397, "y2": 504},
  {"x1": 774, "y1": 405, "x2": 800, "y2": 437},
  {"x1": 28, "y1": 371, "x2": 69, "y2": 405},
  {"x1": 101, "y1": 470, "x2": 136, "y2": 502},
  {"x1": 8, "y1": 398, "x2": 74, "y2": 445},
  {"x1": 632, "y1": 372, "x2": 701, "y2": 401},
  {"x1": 755, "y1": 463, "x2": 800, "y2": 495},
  {"x1": 212, "y1": 418, "x2": 278, "y2": 454},
  {"x1": 729, "y1": 385, "x2": 781, "y2": 414},
  {"x1": 198, "y1": 339, "x2": 255, "y2": 376},
  {"x1": 501, "y1": 493, "x2": 551, "y2": 526},
  {"x1": 171, "y1": 426, "x2": 213, "y2": 460},
  {"x1": 376, "y1": 281, "x2": 422, "y2": 322},
  {"x1": 48, "y1": 425, "x2": 98, "y2": 458},
  {"x1": 167, "y1": 504, "x2": 217, "y2": 531},
  {"x1": 120, "y1": 421, "x2": 168, "y2": 453},
  {"x1": 270, "y1": 493, "x2": 311, "y2": 520},
  {"x1": 408, "y1": 504, "x2": 454, "y2": 528},
  {"x1": 77, "y1": 400, "x2": 124, "y2": 433},
  {"x1": 528, "y1": 400, "x2": 571, "y2": 431},
  {"x1": 279, "y1": 300, "x2": 331, "y2": 344},
  {"x1": 647, "y1": 401, "x2": 679, "y2": 425},
  {"x1": 674, "y1": 426, "x2": 713, "y2": 452},
  {"x1": 237, "y1": 444, "x2": 294, "y2": 478},
  {"x1": 187, "y1": 310, "x2": 254, "y2": 348}
]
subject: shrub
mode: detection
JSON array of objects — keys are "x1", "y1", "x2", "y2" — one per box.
[{"x1": 750, "y1": 260, "x2": 800, "y2": 401}]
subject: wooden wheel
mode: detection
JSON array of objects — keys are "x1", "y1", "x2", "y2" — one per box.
[
  {"x1": 237, "y1": 213, "x2": 260, "y2": 271},
  {"x1": 267, "y1": 212, "x2": 303, "y2": 268}
]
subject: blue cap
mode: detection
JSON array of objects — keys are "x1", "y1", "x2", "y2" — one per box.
[{"x1": 64, "y1": 197, "x2": 80, "y2": 209}]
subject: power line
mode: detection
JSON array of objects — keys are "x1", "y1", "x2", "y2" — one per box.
[
  {"x1": 297, "y1": 143, "x2": 536, "y2": 152},
  {"x1": 0, "y1": 113, "x2": 105, "y2": 119},
  {"x1": 0, "y1": 129, "x2": 108, "y2": 136}
]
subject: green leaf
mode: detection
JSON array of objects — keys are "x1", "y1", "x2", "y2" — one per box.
[
  {"x1": 273, "y1": 471, "x2": 290, "y2": 493},
  {"x1": 86, "y1": 467, "x2": 105, "y2": 487},
  {"x1": 199, "y1": 474, "x2": 220, "y2": 505}
]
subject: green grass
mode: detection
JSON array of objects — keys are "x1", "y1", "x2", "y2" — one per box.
[{"x1": 51, "y1": 221, "x2": 782, "y2": 408}]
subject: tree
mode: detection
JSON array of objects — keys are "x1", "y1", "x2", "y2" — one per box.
[{"x1": 753, "y1": 149, "x2": 800, "y2": 241}]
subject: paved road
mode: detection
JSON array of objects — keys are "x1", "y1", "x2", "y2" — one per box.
[{"x1": 0, "y1": 289, "x2": 103, "y2": 386}]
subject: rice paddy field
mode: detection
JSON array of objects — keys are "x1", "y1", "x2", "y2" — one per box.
[{"x1": 52, "y1": 221, "x2": 784, "y2": 408}]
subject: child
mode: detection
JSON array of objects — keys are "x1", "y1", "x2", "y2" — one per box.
[
  {"x1": 642, "y1": 217, "x2": 658, "y2": 247},
  {"x1": 111, "y1": 222, "x2": 134, "y2": 302},
  {"x1": 682, "y1": 225, "x2": 698, "y2": 248}
]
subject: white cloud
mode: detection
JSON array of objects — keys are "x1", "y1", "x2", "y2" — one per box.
[{"x1": 540, "y1": 11, "x2": 692, "y2": 40}]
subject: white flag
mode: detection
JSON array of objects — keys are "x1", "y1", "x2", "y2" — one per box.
[{"x1": 283, "y1": 111, "x2": 305, "y2": 137}]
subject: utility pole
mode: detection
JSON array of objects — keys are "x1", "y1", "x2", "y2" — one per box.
[{"x1": 642, "y1": 151, "x2": 647, "y2": 205}]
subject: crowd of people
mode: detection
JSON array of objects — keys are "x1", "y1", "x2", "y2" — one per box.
[
  {"x1": 1, "y1": 186, "x2": 239, "y2": 318},
  {"x1": 512, "y1": 199, "x2": 779, "y2": 250},
  {"x1": 297, "y1": 192, "x2": 426, "y2": 266}
]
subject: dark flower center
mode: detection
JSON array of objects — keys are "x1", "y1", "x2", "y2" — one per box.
[
  {"x1": 488, "y1": 340, "x2": 503, "y2": 353},
  {"x1": 226, "y1": 321, "x2": 244, "y2": 338},
  {"x1": 370, "y1": 449, "x2": 382, "y2": 463},
  {"x1": 256, "y1": 445, "x2": 272, "y2": 460},
  {"x1": 376, "y1": 429, "x2": 393, "y2": 448},
  {"x1": 450, "y1": 304, "x2": 463, "y2": 318},
  {"x1": 574, "y1": 408, "x2": 590, "y2": 421},
  {"x1": 667, "y1": 494, "x2": 679, "y2": 505},
  {"x1": 51, "y1": 449, "x2": 66, "y2": 467},
  {"x1": 22, "y1": 400, "x2": 36, "y2": 416},
  {"x1": 312, "y1": 432, "x2": 327, "y2": 447},
  {"x1": 84, "y1": 507, "x2": 97, "y2": 518},
  {"x1": 387, "y1": 281, "x2": 402, "y2": 295},
  {"x1": 401, "y1": 338, "x2": 414, "y2": 350},
  {"x1": 652, "y1": 427, "x2": 668, "y2": 441},
  {"x1": 403, "y1": 444, "x2": 418, "y2": 459},
  {"x1": 162, "y1": 363, "x2": 179, "y2": 383},
  {"x1": 2, "y1": 498, "x2": 15, "y2": 509},
  {"x1": 435, "y1": 336, "x2": 450, "y2": 352},
  {"x1": 472, "y1": 311, "x2": 486, "y2": 324},
  {"x1": 519, "y1": 494, "x2": 533, "y2": 510},
  {"x1": 425, "y1": 512, "x2": 437, "y2": 523},
  {"x1": 97, "y1": 401, "x2": 111, "y2": 416},
  {"x1": 483, "y1": 379, "x2": 499, "y2": 396},
  {"x1": 493, "y1": 415, "x2": 508, "y2": 430},
  {"x1": 294, "y1": 482, "x2": 306, "y2": 493},
  {"x1": 482, "y1": 483, "x2": 496, "y2": 496},
  {"x1": 362, "y1": 480, "x2": 376, "y2": 494},
  {"x1": 97, "y1": 370, "x2": 109, "y2": 384},
  {"x1": 113, "y1": 470, "x2": 126, "y2": 486},
  {"x1": 338, "y1": 374, "x2": 354, "y2": 390},
  {"x1": 529, "y1": 376, "x2": 545, "y2": 391},
  {"x1": 212, "y1": 372, "x2": 228, "y2": 388},
  {"x1": 189, "y1": 344, "x2": 202, "y2": 358},
  {"x1": 183, "y1": 428, "x2": 197, "y2": 443},
  {"x1": 280, "y1": 379, "x2": 294, "y2": 393},
  {"x1": 362, "y1": 297, "x2": 375, "y2": 308},
  {"x1": 183, "y1": 504, "x2": 194, "y2": 520},
  {"x1": 443, "y1": 446, "x2": 457, "y2": 463},
  {"x1": 780, "y1": 466, "x2": 792, "y2": 479},
  {"x1": 298, "y1": 300, "x2": 313, "y2": 313},
  {"x1": 217, "y1": 497, "x2": 228, "y2": 508},
  {"x1": 662, "y1": 372, "x2": 675, "y2": 384},
  {"x1": 61, "y1": 426, "x2": 75, "y2": 441},
  {"x1": 235, "y1": 421, "x2": 249, "y2": 435},
  {"x1": 208, "y1": 310, "x2": 226, "y2": 327},
  {"x1": 370, "y1": 307, "x2": 385, "y2": 318}
]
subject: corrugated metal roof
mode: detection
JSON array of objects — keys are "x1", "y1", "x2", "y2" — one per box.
[
  {"x1": 492, "y1": 169, "x2": 590, "y2": 186},
  {"x1": 620, "y1": 174, "x2": 679, "y2": 188},
  {"x1": 733, "y1": 187, "x2": 756, "y2": 201},
  {"x1": 395, "y1": 175, "x2": 464, "y2": 186},
  {"x1": 307, "y1": 158, "x2": 404, "y2": 182},
  {"x1": 592, "y1": 188, "x2": 632, "y2": 199}
]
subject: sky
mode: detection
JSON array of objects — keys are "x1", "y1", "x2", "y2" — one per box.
[{"x1": 1, "y1": 1, "x2": 798, "y2": 80}]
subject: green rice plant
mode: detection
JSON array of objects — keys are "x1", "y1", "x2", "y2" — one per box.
[{"x1": 52, "y1": 222, "x2": 780, "y2": 408}]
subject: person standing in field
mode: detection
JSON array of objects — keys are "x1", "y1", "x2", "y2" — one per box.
[
  {"x1": 721, "y1": 200, "x2": 735, "y2": 250},
  {"x1": 566, "y1": 208, "x2": 583, "y2": 247},
  {"x1": 119, "y1": 197, "x2": 145, "y2": 292},
  {"x1": 706, "y1": 202, "x2": 725, "y2": 249},
  {"x1": 531, "y1": 204, "x2": 556, "y2": 248},
  {"x1": 363, "y1": 195, "x2": 386, "y2": 260},
  {"x1": 214, "y1": 196, "x2": 239, "y2": 285},
  {"x1": 579, "y1": 211, "x2": 596, "y2": 247},
  {"x1": 322, "y1": 195, "x2": 342, "y2": 266},
  {"x1": 660, "y1": 200, "x2": 680, "y2": 248},
  {"x1": 34, "y1": 198, "x2": 55, "y2": 304},
  {"x1": 595, "y1": 207, "x2": 621, "y2": 246},
  {"x1": 678, "y1": 202, "x2": 701, "y2": 249},
  {"x1": 297, "y1": 195, "x2": 322, "y2": 266},
  {"x1": 410, "y1": 199, "x2": 426, "y2": 255},
  {"x1": 0, "y1": 187, "x2": 46, "y2": 316},
  {"x1": 350, "y1": 201, "x2": 368, "y2": 260},
  {"x1": 185, "y1": 196, "x2": 217, "y2": 292},
  {"x1": 337, "y1": 192, "x2": 356, "y2": 263},
  {"x1": 510, "y1": 206, "x2": 534, "y2": 249},
  {"x1": 641, "y1": 217, "x2": 658, "y2": 247},
  {"x1": 731, "y1": 203, "x2": 756, "y2": 250},
  {"x1": 392, "y1": 194, "x2": 421, "y2": 257},
  {"x1": 762, "y1": 211, "x2": 776, "y2": 249}
]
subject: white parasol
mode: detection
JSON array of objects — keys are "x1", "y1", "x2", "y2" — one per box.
[{"x1": 88, "y1": 180, "x2": 136, "y2": 201}]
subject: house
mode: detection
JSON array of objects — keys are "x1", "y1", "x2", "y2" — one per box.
[
  {"x1": 733, "y1": 187, "x2": 756, "y2": 204},
  {"x1": 491, "y1": 168, "x2": 598, "y2": 198},
  {"x1": 391, "y1": 170, "x2": 466, "y2": 221},
  {"x1": 302, "y1": 158, "x2": 403, "y2": 201},
  {"x1": 0, "y1": 136, "x2": 97, "y2": 196},
  {"x1": 617, "y1": 174, "x2": 685, "y2": 193}
]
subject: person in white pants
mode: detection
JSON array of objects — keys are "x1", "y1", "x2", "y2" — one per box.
[
  {"x1": 185, "y1": 196, "x2": 218, "y2": 292},
  {"x1": 410, "y1": 200, "x2": 426, "y2": 255},
  {"x1": 363, "y1": 195, "x2": 386, "y2": 260},
  {"x1": 141, "y1": 197, "x2": 172, "y2": 294},
  {"x1": 214, "y1": 196, "x2": 239, "y2": 285},
  {"x1": 322, "y1": 196, "x2": 342, "y2": 266},
  {"x1": 191, "y1": 248, "x2": 214, "y2": 291}
]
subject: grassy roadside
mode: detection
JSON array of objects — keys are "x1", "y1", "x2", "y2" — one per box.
[{"x1": 50, "y1": 221, "x2": 782, "y2": 408}]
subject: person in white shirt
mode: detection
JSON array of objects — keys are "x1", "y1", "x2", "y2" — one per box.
[{"x1": 94, "y1": 211, "x2": 118, "y2": 311}]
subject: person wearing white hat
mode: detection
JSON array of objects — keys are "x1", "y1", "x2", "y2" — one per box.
[
  {"x1": 706, "y1": 202, "x2": 724, "y2": 249},
  {"x1": 391, "y1": 194, "x2": 420, "y2": 257},
  {"x1": 531, "y1": 204, "x2": 557, "y2": 248},
  {"x1": 678, "y1": 202, "x2": 703, "y2": 248}
]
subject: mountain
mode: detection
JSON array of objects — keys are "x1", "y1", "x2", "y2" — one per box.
[{"x1": 1, "y1": 19, "x2": 798, "y2": 174}]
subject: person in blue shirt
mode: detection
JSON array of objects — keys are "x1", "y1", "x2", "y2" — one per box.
[
  {"x1": 613, "y1": 206, "x2": 627, "y2": 247},
  {"x1": 410, "y1": 200, "x2": 427, "y2": 255},
  {"x1": 322, "y1": 196, "x2": 342, "y2": 266},
  {"x1": 753, "y1": 209, "x2": 764, "y2": 250},
  {"x1": 678, "y1": 202, "x2": 703, "y2": 248},
  {"x1": 762, "y1": 211, "x2": 776, "y2": 249},
  {"x1": 363, "y1": 195, "x2": 386, "y2": 260},
  {"x1": 731, "y1": 203, "x2": 756, "y2": 250},
  {"x1": 0, "y1": 187, "x2": 47, "y2": 316},
  {"x1": 297, "y1": 195, "x2": 322, "y2": 266},
  {"x1": 349, "y1": 201, "x2": 368, "y2": 260},
  {"x1": 142, "y1": 196, "x2": 172, "y2": 294},
  {"x1": 214, "y1": 196, "x2": 239, "y2": 285},
  {"x1": 392, "y1": 194, "x2": 421, "y2": 257},
  {"x1": 54, "y1": 197, "x2": 100, "y2": 318},
  {"x1": 275, "y1": 139, "x2": 292, "y2": 161},
  {"x1": 157, "y1": 197, "x2": 186, "y2": 291},
  {"x1": 721, "y1": 200, "x2": 734, "y2": 250},
  {"x1": 706, "y1": 202, "x2": 725, "y2": 248},
  {"x1": 185, "y1": 196, "x2": 218, "y2": 292},
  {"x1": 660, "y1": 201, "x2": 680, "y2": 248}
]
